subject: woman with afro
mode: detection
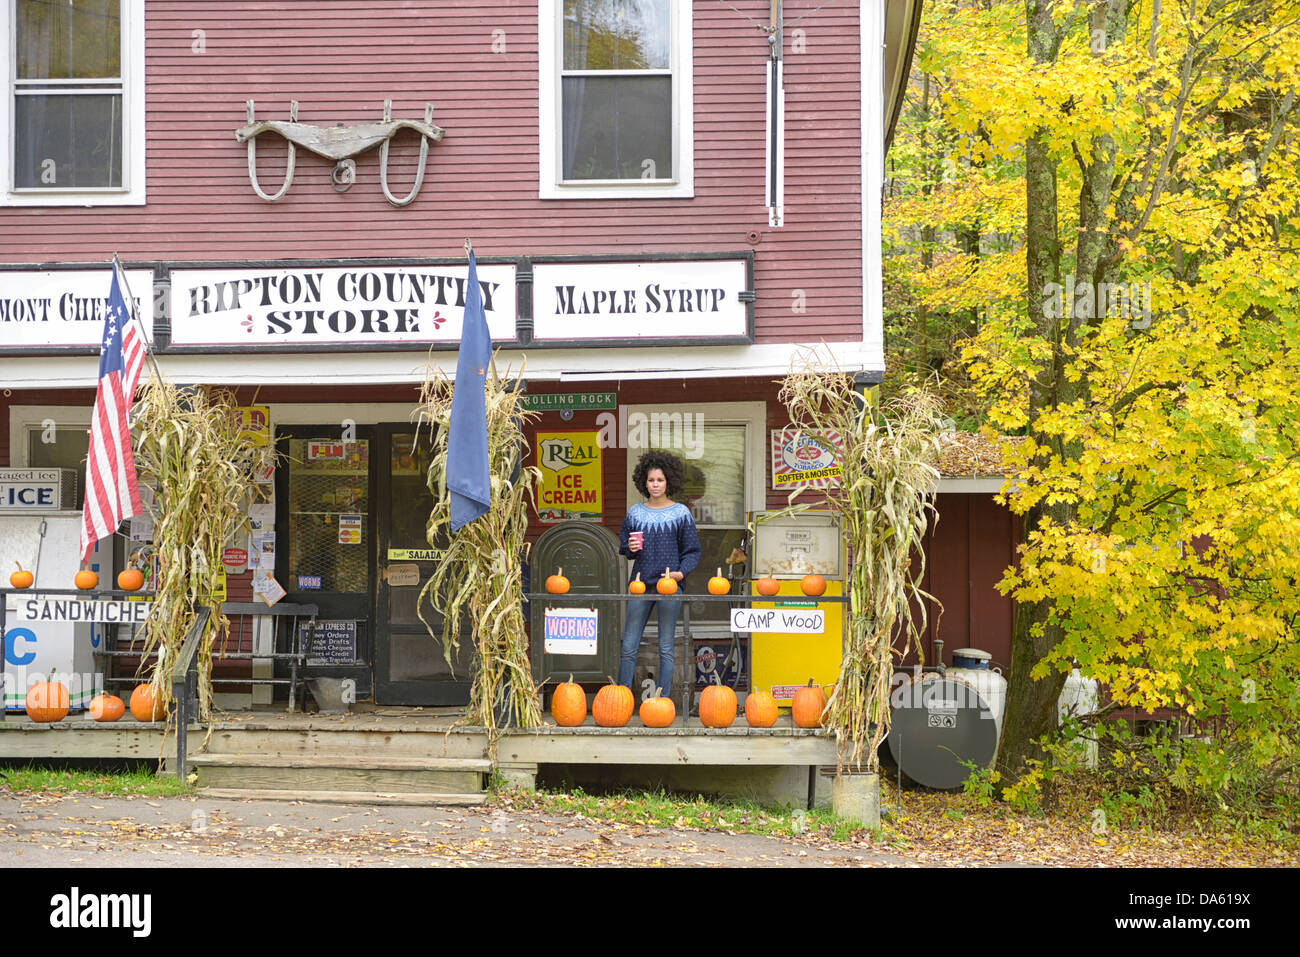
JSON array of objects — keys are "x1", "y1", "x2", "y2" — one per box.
[{"x1": 617, "y1": 450, "x2": 702, "y2": 700}]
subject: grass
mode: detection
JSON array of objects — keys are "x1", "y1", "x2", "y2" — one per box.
[
  {"x1": 0, "y1": 764, "x2": 193, "y2": 798},
  {"x1": 497, "y1": 786, "x2": 888, "y2": 845}
]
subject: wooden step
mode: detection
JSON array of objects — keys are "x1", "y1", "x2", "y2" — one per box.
[
  {"x1": 201, "y1": 727, "x2": 489, "y2": 760},
  {"x1": 190, "y1": 753, "x2": 488, "y2": 794},
  {"x1": 189, "y1": 754, "x2": 492, "y2": 772},
  {"x1": 197, "y1": 787, "x2": 487, "y2": 807}
]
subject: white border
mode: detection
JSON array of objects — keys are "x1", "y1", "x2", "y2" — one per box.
[
  {"x1": 538, "y1": 0, "x2": 693, "y2": 199},
  {"x1": 860, "y1": 0, "x2": 884, "y2": 364},
  {"x1": 0, "y1": 340, "x2": 886, "y2": 389},
  {"x1": 7, "y1": 405, "x2": 91, "y2": 467},
  {"x1": 1, "y1": 0, "x2": 146, "y2": 206},
  {"x1": 623, "y1": 400, "x2": 766, "y2": 521}
]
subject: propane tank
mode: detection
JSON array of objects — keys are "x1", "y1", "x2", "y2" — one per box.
[
  {"x1": 1057, "y1": 668, "x2": 1099, "y2": 768},
  {"x1": 946, "y1": 648, "x2": 1007, "y2": 739}
]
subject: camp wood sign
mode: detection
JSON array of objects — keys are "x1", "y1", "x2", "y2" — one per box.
[
  {"x1": 730, "y1": 607, "x2": 824, "y2": 634},
  {"x1": 13, "y1": 597, "x2": 153, "y2": 623}
]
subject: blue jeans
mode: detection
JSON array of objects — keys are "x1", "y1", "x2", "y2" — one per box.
[{"x1": 618, "y1": 596, "x2": 683, "y2": 698}]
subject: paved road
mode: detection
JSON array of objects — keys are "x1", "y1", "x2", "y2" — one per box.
[{"x1": 0, "y1": 792, "x2": 914, "y2": 867}]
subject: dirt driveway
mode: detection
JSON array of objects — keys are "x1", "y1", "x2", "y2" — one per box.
[{"x1": 0, "y1": 791, "x2": 915, "y2": 868}]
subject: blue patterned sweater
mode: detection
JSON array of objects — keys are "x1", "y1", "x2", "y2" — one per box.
[{"x1": 619, "y1": 502, "x2": 702, "y2": 589}]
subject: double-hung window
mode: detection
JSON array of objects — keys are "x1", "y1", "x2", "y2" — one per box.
[
  {"x1": 540, "y1": 0, "x2": 693, "y2": 199},
  {"x1": 3, "y1": 0, "x2": 144, "y2": 205}
]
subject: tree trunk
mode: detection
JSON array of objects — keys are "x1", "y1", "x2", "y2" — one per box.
[{"x1": 997, "y1": 0, "x2": 1130, "y2": 785}]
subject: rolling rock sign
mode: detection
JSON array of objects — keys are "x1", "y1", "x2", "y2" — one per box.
[{"x1": 168, "y1": 265, "x2": 517, "y2": 347}]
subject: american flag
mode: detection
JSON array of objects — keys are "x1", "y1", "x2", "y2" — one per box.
[
  {"x1": 114, "y1": 266, "x2": 147, "y2": 403},
  {"x1": 79, "y1": 269, "x2": 146, "y2": 562}
]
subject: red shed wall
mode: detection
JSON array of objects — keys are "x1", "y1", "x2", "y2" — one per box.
[{"x1": 0, "y1": 1, "x2": 864, "y2": 344}]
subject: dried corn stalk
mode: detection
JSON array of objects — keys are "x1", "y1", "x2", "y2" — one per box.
[
  {"x1": 779, "y1": 348, "x2": 944, "y2": 772},
  {"x1": 130, "y1": 380, "x2": 272, "y2": 728},
  {"x1": 416, "y1": 358, "x2": 542, "y2": 746}
]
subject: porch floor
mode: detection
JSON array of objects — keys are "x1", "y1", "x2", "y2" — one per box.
[{"x1": 0, "y1": 705, "x2": 839, "y2": 808}]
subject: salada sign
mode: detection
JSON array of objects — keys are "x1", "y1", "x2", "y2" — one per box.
[{"x1": 168, "y1": 265, "x2": 518, "y2": 346}]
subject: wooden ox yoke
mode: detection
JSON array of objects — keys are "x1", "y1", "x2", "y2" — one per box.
[{"x1": 235, "y1": 100, "x2": 445, "y2": 206}]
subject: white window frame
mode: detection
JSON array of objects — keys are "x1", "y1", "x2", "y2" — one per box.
[
  {"x1": 1, "y1": 0, "x2": 145, "y2": 206},
  {"x1": 9, "y1": 405, "x2": 91, "y2": 466},
  {"x1": 539, "y1": 0, "x2": 693, "y2": 200},
  {"x1": 624, "y1": 400, "x2": 766, "y2": 520}
]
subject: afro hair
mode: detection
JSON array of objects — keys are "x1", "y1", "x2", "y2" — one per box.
[{"x1": 631, "y1": 449, "x2": 687, "y2": 499}]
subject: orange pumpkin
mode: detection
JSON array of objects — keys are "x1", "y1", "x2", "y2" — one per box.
[
  {"x1": 545, "y1": 568, "x2": 570, "y2": 594},
  {"x1": 74, "y1": 569, "x2": 98, "y2": 590},
  {"x1": 639, "y1": 688, "x2": 676, "y2": 728},
  {"x1": 10, "y1": 563, "x2": 34, "y2": 589},
  {"x1": 25, "y1": 674, "x2": 69, "y2": 723},
  {"x1": 698, "y1": 684, "x2": 738, "y2": 728},
  {"x1": 592, "y1": 679, "x2": 635, "y2": 728},
  {"x1": 800, "y1": 574, "x2": 827, "y2": 597},
  {"x1": 791, "y1": 678, "x2": 826, "y2": 728},
  {"x1": 628, "y1": 573, "x2": 646, "y2": 595},
  {"x1": 755, "y1": 575, "x2": 780, "y2": 597},
  {"x1": 744, "y1": 688, "x2": 779, "y2": 728},
  {"x1": 550, "y1": 675, "x2": 587, "y2": 727},
  {"x1": 130, "y1": 683, "x2": 167, "y2": 722},
  {"x1": 707, "y1": 567, "x2": 730, "y2": 596},
  {"x1": 88, "y1": 693, "x2": 126, "y2": 723},
  {"x1": 656, "y1": 568, "x2": 678, "y2": 595},
  {"x1": 117, "y1": 568, "x2": 145, "y2": 592}
]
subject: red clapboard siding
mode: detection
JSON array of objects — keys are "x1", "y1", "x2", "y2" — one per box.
[{"x1": 1, "y1": 0, "x2": 864, "y2": 344}]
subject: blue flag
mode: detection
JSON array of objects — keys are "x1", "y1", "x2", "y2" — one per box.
[{"x1": 446, "y1": 252, "x2": 492, "y2": 532}]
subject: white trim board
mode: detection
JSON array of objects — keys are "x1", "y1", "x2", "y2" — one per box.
[
  {"x1": 1, "y1": 341, "x2": 885, "y2": 390},
  {"x1": 936, "y1": 477, "x2": 1016, "y2": 494},
  {"x1": 860, "y1": 0, "x2": 886, "y2": 367}
]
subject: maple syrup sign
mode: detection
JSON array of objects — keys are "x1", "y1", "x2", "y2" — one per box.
[
  {"x1": 168, "y1": 265, "x2": 517, "y2": 346},
  {"x1": 531, "y1": 259, "x2": 751, "y2": 342}
]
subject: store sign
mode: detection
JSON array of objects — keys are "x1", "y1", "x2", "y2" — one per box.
[
  {"x1": 386, "y1": 548, "x2": 447, "y2": 561},
  {"x1": 302, "y1": 619, "x2": 358, "y2": 666},
  {"x1": 0, "y1": 469, "x2": 74, "y2": 510},
  {"x1": 520, "y1": 392, "x2": 617, "y2": 412},
  {"x1": 770, "y1": 429, "x2": 844, "y2": 488},
  {"x1": 730, "y1": 607, "x2": 824, "y2": 634},
  {"x1": 0, "y1": 270, "x2": 156, "y2": 348},
  {"x1": 308, "y1": 442, "x2": 345, "y2": 461},
  {"x1": 237, "y1": 406, "x2": 271, "y2": 447},
  {"x1": 536, "y1": 431, "x2": 602, "y2": 523},
  {"x1": 531, "y1": 260, "x2": 750, "y2": 342},
  {"x1": 12, "y1": 598, "x2": 153, "y2": 624},
  {"x1": 543, "y1": 607, "x2": 598, "y2": 655},
  {"x1": 169, "y1": 265, "x2": 517, "y2": 346}
]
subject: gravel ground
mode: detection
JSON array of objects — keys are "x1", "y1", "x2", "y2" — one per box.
[{"x1": 0, "y1": 791, "x2": 913, "y2": 868}]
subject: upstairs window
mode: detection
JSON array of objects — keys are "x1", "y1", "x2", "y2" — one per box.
[
  {"x1": 540, "y1": 0, "x2": 693, "y2": 199},
  {"x1": 3, "y1": 0, "x2": 145, "y2": 205}
]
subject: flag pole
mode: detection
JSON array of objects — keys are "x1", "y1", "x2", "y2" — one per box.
[
  {"x1": 111, "y1": 253, "x2": 165, "y2": 386},
  {"x1": 465, "y1": 238, "x2": 499, "y2": 383}
]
